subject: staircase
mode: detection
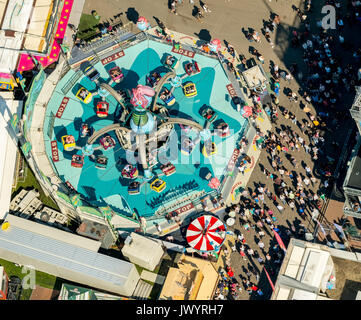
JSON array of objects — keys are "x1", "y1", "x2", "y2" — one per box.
[{"x1": 131, "y1": 280, "x2": 153, "y2": 300}]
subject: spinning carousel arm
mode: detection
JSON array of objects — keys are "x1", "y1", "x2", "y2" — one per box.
[
  {"x1": 151, "y1": 71, "x2": 177, "y2": 111},
  {"x1": 138, "y1": 134, "x2": 148, "y2": 171},
  {"x1": 87, "y1": 124, "x2": 131, "y2": 145}
]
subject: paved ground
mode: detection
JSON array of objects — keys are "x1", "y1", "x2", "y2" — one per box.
[{"x1": 81, "y1": 0, "x2": 360, "y2": 300}]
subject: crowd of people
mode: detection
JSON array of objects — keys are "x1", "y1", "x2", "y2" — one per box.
[
  {"x1": 214, "y1": 0, "x2": 361, "y2": 300},
  {"x1": 149, "y1": 0, "x2": 361, "y2": 300}
]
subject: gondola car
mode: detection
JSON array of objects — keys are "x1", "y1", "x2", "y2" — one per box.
[
  {"x1": 76, "y1": 87, "x2": 92, "y2": 104},
  {"x1": 183, "y1": 82, "x2": 197, "y2": 98},
  {"x1": 184, "y1": 61, "x2": 201, "y2": 75},
  {"x1": 95, "y1": 155, "x2": 108, "y2": 169},
  {"x1": 161, "y1": 162, "x2": 176, "y2": 176},
  {"x1": 128, "y1": 181, "x2": 140, "y2": 195},
  {"x1": 202, "y1": 142, "x2": 217, "y2": 157},
  {"x1": 61, "y1": 135, "x2": 76, "y2": 151},
  {"x1": 109, "y1": 66, "x2": 124, "y2": 83},
  {"x1": 163, "y1": 55, "x2": 179, "y2": 70},
  {"x1": 216, "y1": 121, "x2": 230, "y2": 137},
  {"x1": 201, "y1": 106, "x2": 218, "y2": 123},
  {"x1": 80, "y1": 123, "x2": 93, "y2": 138},
  {"x1": 181, "y1": 137, "x2": 195, "y2": 155},
  {"x1": 71, "y1": 154, "x2": 84, "y2": 168},
  {"x1": 121, "y1": 164, "x2": 139, "y2": 179},
  {"x1": 100, "y1": 135, "x2": 116, "y2": 150},
  {"x1": 150, "y1": 178, "x2": 166, "y2": 193},
  {"x1": 96, "y1": 101, "x2": 109, "y2": 118},
  {"x1": 146, "y1": 72, "x2": 161, "y2": 87},
  {"x1": 159, "y1": 88, "x2": 175, "y2": 106}
]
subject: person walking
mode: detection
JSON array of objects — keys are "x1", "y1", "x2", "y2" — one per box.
[
  {"x1": 276, "y1": 203, "x2": 284, "y2": 212},
  {"x1": 258, "y1": 240, "x2": 265, "y2": 250},
  {"x1": 200, "y1": 1, "x2": 211, "y2": 12},
  {"x1": 303, "y1": 177, "x2": 310, "y2": 186},
  {"x1": 170, "y1": 0, "x2": 178, "y2": 14},
  {"x1": 240, "y1": 249, "x2": 247, "y2": 261}
]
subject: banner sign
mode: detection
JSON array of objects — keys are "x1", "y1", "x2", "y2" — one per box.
[
  {"x1": 226, "y1": 83, "x2": 237, "y2": 98},
  {"x1": 56, "y1": 97, "x2": 69, "y2": 118},
  {"x1": 171, "y1": 47, "x2": 195, "y2": 58},
  {"x1": 264, "y1": 266, "x2": 275, "y2": 291},
  {"x1": 21, "y1": 142, "x2": 32, "y2": 156},
  {"x1": 10, "y1": 114, "x2": 18, "y2": 131},
  {"x1": 273, "y1": 229, "x2": 287, "y2": 253},
  {"x1": 169, "y1": 203, "x2": 194, "y2": 216},
  {"x1": 101, "y1": 50, "x2": 125, "y2": 65},
  {"x1": 51, "y1": 140, "x2": 59, "y2": 162},
  {"x1": 227, "y1": 148, "x2": 240, "y2": 172}
]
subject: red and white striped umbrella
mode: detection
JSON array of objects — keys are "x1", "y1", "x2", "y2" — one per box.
[{"x1": 186, "y1": 215, "x2": 226, "y2": 252}]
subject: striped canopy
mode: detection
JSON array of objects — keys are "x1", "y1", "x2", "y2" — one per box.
[{"x1": 186, "y1": 215, "x2": 226, "y2": 252}]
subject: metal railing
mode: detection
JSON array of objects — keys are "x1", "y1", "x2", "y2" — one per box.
[
  {"x1": 60, "y1": 69, "x2": 83, "y2": 95},
  {"x1": 80, "y1": 23, "x2": 134, "y2": 53}
]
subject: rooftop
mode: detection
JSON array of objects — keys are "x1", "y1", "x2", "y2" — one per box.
[
  {"x1": 271, "y1": 238, "x2": 361, "y2": 300},
  {"x1": 0, "y1": 0, "x2": 58, "y2": 73},
  {"x1": 159, "y1": 254, "x2": 218, "y2": 300},
  {"x1": 0, "y1": 214, "x2": 139, "y2": 296}
]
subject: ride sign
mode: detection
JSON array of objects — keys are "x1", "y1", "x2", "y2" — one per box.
[
  {"x1": 227, "y1": 148, "x2": 240, "y2": 171},
  {"x1": 101, "y1": 50, "x2": 125, "y2": 65},
  {"x1": 51, "y1": 141, "x2": 59, "y2": 162},
  {"x1": 171, "y1": 47, "x2": 195, "y2": 58},
  {"x1": 56, "y1": 97, "x2": 69, "y2": 118},
  {"x1": 226, "y1": 84, "x2": 237, "y2": 98},
  {"x1": 169, "y1": 203, "x2": 194, "y2": 216}
]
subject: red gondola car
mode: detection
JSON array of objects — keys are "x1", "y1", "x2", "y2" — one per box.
[
  {"x1": 161, "y1": 162, "x2": 176, "y2": 176},
  {"x1": 96, "y1": 101, "x2": 109, "y2": 118},
  {"x1": 100, "y1": 135, "x2": 116, "y2": 150},
  {"x1": 71, "y1": 154, "x2": 84, "y2": 168},
  {"x1": 185, "y1": 61, "x2": 201, "y2": 75}
]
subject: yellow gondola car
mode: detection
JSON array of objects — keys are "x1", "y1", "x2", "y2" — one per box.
[
  {"x1": 150, "y1": 178, "x2": 166, "y2": 193},
  {"x1": 202, "y1": 142, "x2": 217, "y2": 157},
  {"x1": 61, "y1": 135, "x2": 76, "y2": 151},
  {"x1": 183, "y1": 82, "x2": 197, "y2": 98},
  {"x1": 76, "y1": 87, "x2": 92, "y2": 104}
]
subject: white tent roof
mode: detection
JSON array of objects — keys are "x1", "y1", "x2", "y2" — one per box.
[
  {"x1": 0, "y1": 215, "x2": 140, "y2": 296},
  {"x1": 0, "y1": 92, "x2": 22, "y2": 220}
]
